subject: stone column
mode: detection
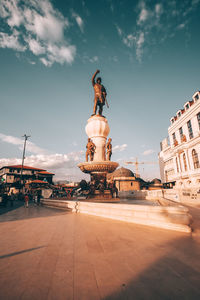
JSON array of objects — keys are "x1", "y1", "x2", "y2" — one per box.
[
  {"x1": 185, "y1": 149, "x2": 191, "y2": 170},
  {"x1": 85, "y1": 115, "x2": 110, "y2": 162}
]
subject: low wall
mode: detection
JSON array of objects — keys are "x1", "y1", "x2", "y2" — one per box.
[
  {"x1": 41, "y1": 199, "x2": 192, "y2": 233},
  {"x1": 119, "y1": 189, "x2": 200, "y2": 206},
  {"x1": 119, "y1": 190, "x2": 148, "y2": 199}
]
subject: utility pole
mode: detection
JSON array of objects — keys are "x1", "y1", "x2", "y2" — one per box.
[{"x1": 20, "y1": 134, "x2": 31, "y2": 185}]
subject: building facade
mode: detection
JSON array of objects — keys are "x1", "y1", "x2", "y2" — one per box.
[
  {"x1": 108, "y1": 167, "x2": 141, "y2": 191},
  {"x1": 0, "y1": 165, "x2": 54, "y2": 185},
  {"x1": 159, "y1": 90, "x2": 200, "y2": 188}
]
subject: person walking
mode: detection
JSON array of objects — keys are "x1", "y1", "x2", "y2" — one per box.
[
  {"x1": 37, "y1": 190, "x2": 41, "y2": 206},
  {"x1": 24, "y1": 194, "x2": 29, "y2": 208},
  {"x1": 33, "y1": 193, "x2": 37, "y2": 206},
  {"x1": 10, "y1": 192, "x2": 15, "y2": 207}
]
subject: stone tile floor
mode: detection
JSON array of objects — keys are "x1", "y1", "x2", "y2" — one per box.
[{"x1": 0, "y1": 202, "x2": 200, "y2": 300}]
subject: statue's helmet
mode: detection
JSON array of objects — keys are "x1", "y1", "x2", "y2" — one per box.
[{"x1": 96, "y1": 77, "x2": 101, "y2": 83}]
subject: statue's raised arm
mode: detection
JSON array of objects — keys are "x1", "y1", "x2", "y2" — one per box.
[
  {"x1": 92, "y1": 69, "x2": 100, "y2": 86},
  {"x1": 91, "y1": 69, "x2": 108, "y2": 116}
]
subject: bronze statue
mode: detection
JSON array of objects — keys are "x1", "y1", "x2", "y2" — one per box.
[
  {"x1": 106, "y1": 138, "x2": 112, "y2": 161},
  {"x1": 92, "y1": 69, "x2": 108, "y2": 116},
  {"x1": 86, "y1": 138, "x2": 96, "y2": 162}
]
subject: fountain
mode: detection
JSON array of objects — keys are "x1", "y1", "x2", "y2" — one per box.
[{"x1": 78, "y1": 70, "x2": 119, "y2": 201}]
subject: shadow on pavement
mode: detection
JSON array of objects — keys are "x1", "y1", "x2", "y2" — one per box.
[
  {"x1": 0, "y1": 202, "x2": 69, "y2": 223},
  {"x1": 0, "y1": 246, "x2": 46, "y2": 259},
  {"x1": 0, "y1": 201, "x2": 24, "y2": 216},
  {"x1": 104, "y1": 236, "x2": 200, "y2": 300}
]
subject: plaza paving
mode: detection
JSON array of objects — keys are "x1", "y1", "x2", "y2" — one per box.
[{"x1": 0, "y1": 202, "x2": 200, "y2": 300}]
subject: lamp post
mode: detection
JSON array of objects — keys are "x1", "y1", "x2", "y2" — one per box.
[{"x1": 20, "y1": 134, "x2": 31, "y2": 188}]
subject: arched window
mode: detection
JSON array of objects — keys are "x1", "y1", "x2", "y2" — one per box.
[
  {"x1": 192, "y1": 149, "x2": 199, "y2": 169},
  {"x1": 176, "y1": 157, "x2": 179, "y2": 173},
  {"x1": 183, "y1": 153, "x2": 187, "y2": 171}
]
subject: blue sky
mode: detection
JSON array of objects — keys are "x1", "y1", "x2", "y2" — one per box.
[{"x1": 0, "y1": 0, "x2": 200, "y2": 181}]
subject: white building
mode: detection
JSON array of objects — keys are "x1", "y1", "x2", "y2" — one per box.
[{"x1": 159, "y1": 90, "x2": 200, "y2": 189}]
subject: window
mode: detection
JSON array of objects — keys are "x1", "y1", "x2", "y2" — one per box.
[
  {"x1": 194, "y1": 94, "x2": 199, "y2": 101},
  {"x1": 176, "y1": 157, "x2": 179, "y2": 173},
  {"x1": 187, "y1": 120, "x2": 193, "y2": 139},
  {"x1": 197, "y1": 112, "x2": 200, "y2": 130},
  {"x1": 179, "y1": 127, "x2": 183, "y2": 140},
  {"x1": 192, "y1": 149, "x2": 199, "y2": 169},
  {"x1": 178, "y1": 112, "x2": 181, "y2": 117},
  {"x1": 172, "y1": 133, "x2": 178, "y2": 146},
  {"x1": 185, "y1": 104, "x2": 189, "y2": 110},
  {"x1": 183, "y1": 153, "x2": 187, "y2": 171}
]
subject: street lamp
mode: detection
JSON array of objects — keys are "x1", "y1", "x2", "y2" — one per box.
[{"x1": 20, "y1": 134, "x2": 31, "y2": 187}]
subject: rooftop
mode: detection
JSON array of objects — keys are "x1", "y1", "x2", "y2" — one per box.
[
  {"x1": 0, "y1": 165, "x2": 45, "y2": 171},
  {"x1": 170, "y1": 90, "x2": 200, "y2": 125}
]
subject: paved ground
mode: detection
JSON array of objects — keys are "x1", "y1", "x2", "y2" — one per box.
[{"x1": 0, "y1": 202, "x2": 200, "y2": 300}]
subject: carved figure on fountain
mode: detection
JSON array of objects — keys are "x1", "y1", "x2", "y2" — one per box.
[
  {"x1": 85, "y1": 115, "x2": 110, "y2": 162},
  {"x1": 106, "y1": 138, "x2": 112, "y2": 161},
  {"x1": 85, "y1": 138, "x2": 96, "y2": 162}
]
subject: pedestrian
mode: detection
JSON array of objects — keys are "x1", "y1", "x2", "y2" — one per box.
[
  {"x1": 34, "y1": 193, "x2": 37, "y2": 206},
  {"x1": 24, "y1": 194, "x2": 29, "y2": 208},
  {"x1": 37, "y1": 190, "x2": 41, "y2": 206},
  {"x1": 10, "y1": 192, "x2": 15, "y2": 207}
]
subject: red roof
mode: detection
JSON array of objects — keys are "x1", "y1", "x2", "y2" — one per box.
[
  {"x1": 1, "y1": 165, "x2": 45, "y2": 171},
  {"x1": 37, "y1": 171, "x2": 55, "y2": 175},
  {"x1": 28, "y1": 180, "x2": 48, "y2": 184}
]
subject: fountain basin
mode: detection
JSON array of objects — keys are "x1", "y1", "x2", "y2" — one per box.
[{"x1": 78, "y1": 161, "x2": 119, "y2": 174}]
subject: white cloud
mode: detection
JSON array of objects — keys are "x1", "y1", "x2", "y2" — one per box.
[
  {"x1": 177, "y1": 23, "x2": 186, "y2": 30},
  {"x1": 39, "y1": 57, "x2": 51, "y2": 66},
  {"x1": 155, "y1": 3, "x2": 163, "y2": 16},
  {"x1": 0, "y1": 32, "x2": 25, "y2": 51},
  {"x1": 46, "y1": 44, "x2": 76, "y2": 65},
  {"x1": 0, "y1": 151, "x2": 85, "y2": 181},
  {"x1": 72, "y1": 12, "x2": 84, "y2": 32},
  {"x1": 142, "y1": 149, "x2": 155, "y2": 156},
  {"x1": 1, "y1": 0, "x2": 24, "y2": 27},
  {"x1": 116, "y1": 25, "x2": 123, "y2": 37},
  {"x1": 0, "y1": 0, "x2": 76, "y2": 66},
  {"x1": 0, "y1": 132, "x2": 86, "y2": 181},
  {"x1": 0, "y1": 133, "x2": 48, "y2": 155},
  {"x1": 27, "y1": 38, "x2": 45, "y2": 55},
  {"x1": 113, "y1": 144, "x2": 127, "y2": 152},
  {"x1": 136, "y1": 32, "x2": 145, "y2": 61},
  {"x1": 123, "y1": 34, "x2": 136, "y2": 48},
  {"x1": 24, "y1": 6, "x2": 67, "y2": 42},
  {"x1": 89, "y1": 56, "x2": 99, "y2": 63},
  {"x1": 138, "y1": 8, "x2": 149, "y2": 24},
  {"x1": 116, "y1": 1, "x2": 199, "y2": 62}
]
